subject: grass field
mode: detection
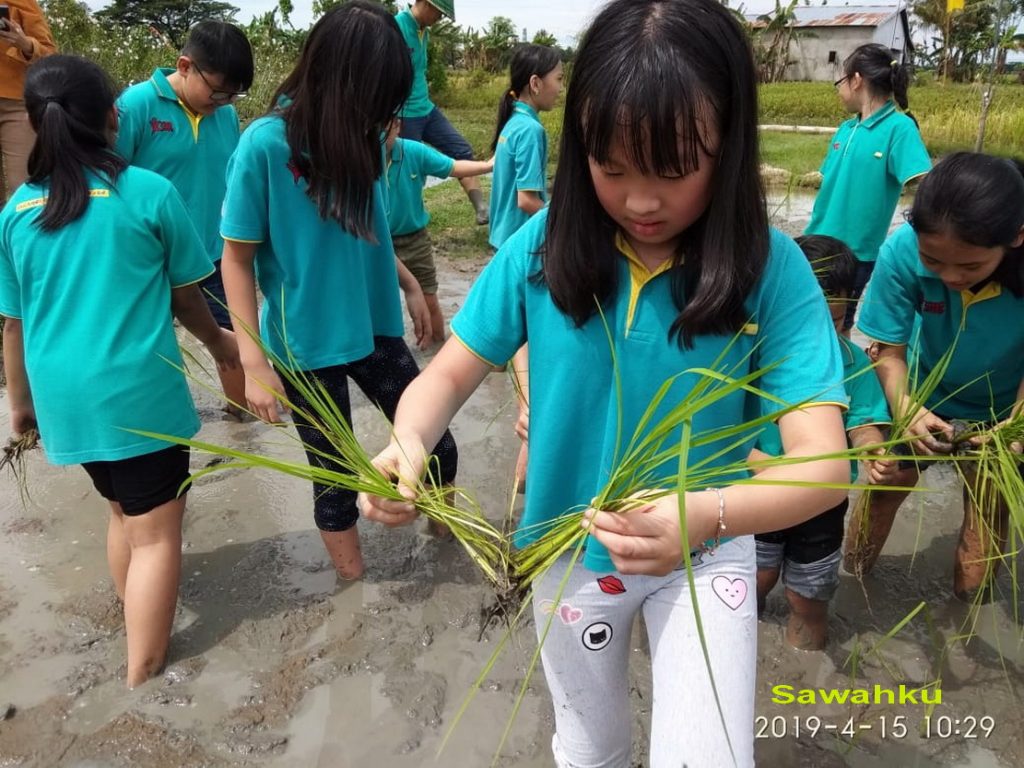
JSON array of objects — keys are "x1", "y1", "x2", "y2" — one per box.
[{"x1": 436, "y1": 73, "x2": 1024, "y2": 179}]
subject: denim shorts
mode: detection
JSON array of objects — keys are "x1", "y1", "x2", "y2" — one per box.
[
  {"x1": 400, "y1": 107, "x2": 475, "y2": 160},
  {"x1": 755, "y1": 498, "x2": 848, "y2": 600}
]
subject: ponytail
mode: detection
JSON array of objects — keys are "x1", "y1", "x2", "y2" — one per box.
[
  {"x1": 490, "y1": 90, "x2": 517, "y2": 153},
  {"x1": 490, "y1": 43, "x2": 561, "y2": 153},
  {"x1": 844, "y1": 43, "x2": 914, "y2": 117},
  {"x1": 23, "y1": 56, "x2": 125, "y2": 232}
]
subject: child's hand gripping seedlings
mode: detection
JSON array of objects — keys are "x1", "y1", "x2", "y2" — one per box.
[
  {"x1": 360, "y1": 433, "x2": 428, "y2": 527},
  {"x1": 583, "y1": 490, "x2": 720, "y2": 577}
]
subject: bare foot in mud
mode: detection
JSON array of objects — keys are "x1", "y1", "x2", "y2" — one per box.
[{"x1": 319, "y1": 529, "x2": 364, "y2": 580}]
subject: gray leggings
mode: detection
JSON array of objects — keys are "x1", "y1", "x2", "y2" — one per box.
[{"x1": 531, "y1": 536, "x2": 757, "y2": 768}]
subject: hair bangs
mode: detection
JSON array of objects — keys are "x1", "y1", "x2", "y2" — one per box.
[{"x1": 575, "y1": 47, "x2": 716, "y2": 177}]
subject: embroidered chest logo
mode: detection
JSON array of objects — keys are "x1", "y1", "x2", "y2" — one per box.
[
  {"x1": 921, "y1": 300, "x2": 946, "y2": 314},
  {"x1": 833, "y1": 142, "x2": 841, "y2": 150},
  {"x1": 149, "y1": 118, "x2": 174, "y2": 134}
]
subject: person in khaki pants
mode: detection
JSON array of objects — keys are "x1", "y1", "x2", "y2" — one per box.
[{"x1": 0, "y1": 0, "x2": 56, "y2": 204}]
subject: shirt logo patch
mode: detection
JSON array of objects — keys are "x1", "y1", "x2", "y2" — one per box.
[
  {"x1": 921, "y1": 300, "x2": 946, "y2": 314},
  {"x1": 833, "y1": 142, "x2": 841, "y2": 150},
  {"x1": 149, "y1": 118, "x2": 174, "y2": 134},
  {"x1": 286, "y1": 159, "x2": 305, "y2": 184}
]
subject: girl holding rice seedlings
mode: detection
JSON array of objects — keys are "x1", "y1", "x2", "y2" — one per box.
[
  {"x1": 219, "y1": 2, "x2": 458, "y2": 581},
  {"x1": 0, "y1": 55, "x2": 240, "y2": 687},
  {"x1": 847, "y1": 152, "x2": 1024, "y2": 601},
  {"x1": 805, "y1": 43, "x2": 931, "y2": 333},
  {"x1": 361, "y1": 1, "x2": 848, "y2": 764}
]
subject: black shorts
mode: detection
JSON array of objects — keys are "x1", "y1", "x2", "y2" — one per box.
[
  {"x1": 200, "y1": 261, "x2": 232, "y2": 330},
  {"x1": 82, "y1": 445, "x2": 191, "y2": 516}
]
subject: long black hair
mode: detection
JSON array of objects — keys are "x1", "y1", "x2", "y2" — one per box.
[
  {"x1": 490, "y1": 44, "x2": 561, "y2": 153},
  {"x1": 543, "y1": 0, "x2": 768, "y2": 348},
  {"x1": 907, "y1": 151, "x2": 1024, "y2": 296},
  {"x1": 23, "y1": 55, "x2": 126, "y2": 232},
  {"x1": 844, "y1": 43, "x2": 911, "y2": 113},
  {"x1": 271, "y1": 1, "x2": 412, "y2": 241}
]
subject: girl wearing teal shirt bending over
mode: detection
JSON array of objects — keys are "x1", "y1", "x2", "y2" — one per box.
[
  {"x1": 361, "y1": 1, "x2": 848, "y2": 764},
  {"x1": 805, "y1": 43, "x2": 930, "y2": 332},
  {"x1": 846, "y1": 152, "x2": 1024, "y2": 602},
  {"x1": 220, "y1": 2, "x2": 458, "y2": 582},
  {"x1": 0, "y1": 56, "x2": 239, "y2": 688}
]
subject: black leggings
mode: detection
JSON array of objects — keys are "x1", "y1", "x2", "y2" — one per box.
[{"x1": 281, "y1": 336, "x2": 458, "y2": 531}]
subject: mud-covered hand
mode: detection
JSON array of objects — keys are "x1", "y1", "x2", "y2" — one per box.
[
  {"x1": 244, "y1": 361, "x2": 288, "y2": 424},
  {"x1": 582, "y1": 491, "x2": 718, "y2": 576},
  {"x1": 359, "y1": 436, "x2": 427, "y2": 527},
  {"x1": 969, "y1": 416, "x2": 1024, "y2": 454},
  {"x1": 205, "y1": 327, "x2": 241, "y2": 374},
  {"x1": 905, "y1": 406, "x2": 953, "y2": 456},
  {"x1": 10, "y1": 404, "x2": 37, "y2": 437}
]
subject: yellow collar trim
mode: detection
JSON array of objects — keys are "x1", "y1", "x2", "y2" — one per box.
[
  {"x1": 960, "y1": 281, "x2": 1001, "y2": 309},
  {"x1": 615, "y1": 231, "x2": 674, "y2": 331},
  {"x1": 177, "y1": 100, "x2": 203, "y2": 141}
]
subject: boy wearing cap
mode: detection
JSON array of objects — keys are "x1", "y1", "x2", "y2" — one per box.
[
  {"x1": 115, "y1": 21, "x2": 254, "y2": 417},
  {"x1": 395, "y1": 0, "x2": 490, "y2": 226}
]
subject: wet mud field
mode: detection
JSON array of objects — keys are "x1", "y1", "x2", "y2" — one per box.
[{"x1": 1, "y1": 192, "x2": 1022, "y2": 767}]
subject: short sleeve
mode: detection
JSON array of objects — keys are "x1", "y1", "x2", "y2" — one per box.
[
  {"x1": 754, "y1": 231, "x2": 848, "y2": 412},
  {"x1": 159, "y1": 186, "x2": 214, "y2": 287},
  {"x1": 114, "y1": 93, "x2": 143, "y2": 162},
  {"x1": 220, "y1": 123, "x2": 271, "y2": 243},
  {"x1": 513, "y1": 125, "x2": 547, "y2": 193},
  {"x1": 450, "y1": 214, "x2": 538, "y2": 365},
  {"x1": 887, "y1": 120, "x2": 931, "y2": 186},
  {"x1": 856, "y1": 224, "x2": 920, "y2": 345},
  {"x1": 413, "y1": 141, "x2": 456, "y2": 180},
  {"x1": 818, "y1": 126, "x2": 842, "y2": 176},
  {"x1": 0, "y1": 230, "x2": 21, "y2": 319},
  {"x1": 843, "y1": 344, "x2": 891, "y2": 432}
]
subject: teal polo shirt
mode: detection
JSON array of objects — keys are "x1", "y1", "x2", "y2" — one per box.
[
  {"x1": 115, "y1": 68, "x2": 240, "y2": 263},
  {"x1": 758, "y1": 335, "x2": 890, "y2": 482},
  {"x1": 386, "y1": 137, "x2": 455, "y2": 236},
  {"x1": 858, "y1": 223, "x2": 1024, "y2": 421},
  {"x1": 452, "y1": 210, "x2": 848, "y2": 573},
  {"x1": 220, "y1": 115, "x2": 404, "y2": 371},
  {"x1": 0, "y1": 168, "x2": 211, "y2": 464},
  {"x1": 805, "y1": 101, "x2": 930, "y2": 263},
  {"x1": 396, "y1": 8, "x2": 433, "y2": 119},
  {"x1": 488, "y1": 101, "x2": 548, "y2": 249}
]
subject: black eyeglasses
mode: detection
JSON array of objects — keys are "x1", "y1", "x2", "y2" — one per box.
[
  {"x1": 833, "y1": 75, "x2": 850, "y2": 89},
  {"x1": 194, "y1": 65, "x2": 247, "y2": 103}
]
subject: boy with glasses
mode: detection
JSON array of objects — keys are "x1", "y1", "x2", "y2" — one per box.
[{"x1": 115, "y1": 21, "x2": 253, "y2": 417}]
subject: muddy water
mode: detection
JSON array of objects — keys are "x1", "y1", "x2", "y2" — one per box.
[{"x1": 1, "y1": 191, "x2": 1021, "y2": 767}]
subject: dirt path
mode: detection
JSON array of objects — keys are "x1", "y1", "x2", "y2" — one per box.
[{"x1": 1, "y1": 195, "x2": 1021, "y2": 767}]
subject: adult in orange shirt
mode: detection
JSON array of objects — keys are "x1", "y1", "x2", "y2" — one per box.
[{"x1": 0, "y1": 0, "x2": 56, "y2": 203}]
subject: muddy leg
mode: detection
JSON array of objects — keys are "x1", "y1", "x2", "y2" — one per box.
[
  {"x1": 424, "y1": 293, "x2": 446, "y2": 346},
  {"x1": 843, "y1": 467, "x2": 917, "y2": 576},
  {"x1": 954, "y1": 469, "x2": 1009, "y2": 603},
  {"x1": 106, "y1": 503, "x2": 130, "y2": 602},
  {"x1": 756, "y1": 568, "x2": 779, "y2": 616},
  {"x1": 320, "y1": 527, "x2": 364, "y2": 580},
  {"x1": 784, "y1": 588, "x2": 829, "y2": 650},
  {"x1": 121, "y1": 496, "x2": 185, "y2": 688}
]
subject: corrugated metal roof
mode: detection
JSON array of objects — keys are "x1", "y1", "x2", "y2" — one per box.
[{"x1": 748, "y1": 5, "x2": 902, "y2": 28}]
